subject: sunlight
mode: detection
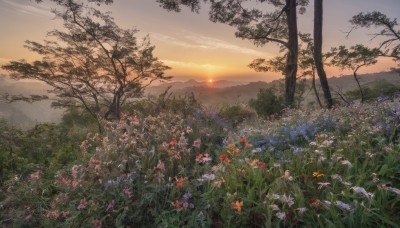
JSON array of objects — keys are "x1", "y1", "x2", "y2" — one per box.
[{"x1": 208, "y1": 79, "x2": 213, "y2": 83}]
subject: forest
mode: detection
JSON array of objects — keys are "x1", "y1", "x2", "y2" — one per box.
[{"x1": 0, "y1": 0, "x2": 399, "y2": 227}]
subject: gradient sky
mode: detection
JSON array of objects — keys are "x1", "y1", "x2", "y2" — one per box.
[{"x1": 0, "y1": 0, "x2": 399, "y2": 82}]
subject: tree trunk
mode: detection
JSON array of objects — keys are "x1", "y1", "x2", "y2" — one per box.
[
  {"x1": 313, "y1": 0, "x2": 333, "y2": 109},
  {"x1": 353, "y1": 71, "x2": 365, "y2": 103},
  {"x1": 312, "y1": 67, "x2": 323, "y2": 108},
  {"x1": 284, "y1": 0, "x2": 299, "y2": 107}
]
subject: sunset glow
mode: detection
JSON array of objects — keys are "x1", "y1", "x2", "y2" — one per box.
[{"x1": 0, "y1": 0, "x2": 399, "y2": 82}]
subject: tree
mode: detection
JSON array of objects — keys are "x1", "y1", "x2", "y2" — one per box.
[
  {"x1": 2, "y1": 0, "x2": 171, "y2": 132},
  {"x1": 329, "y1": 45, "x2": 380, "y2": 103},
  {"x1": 313, "y1": 0, "x2": 333, "y2": 108},
  {"x1": 349, "y1": 11, "x2": 399, "y2": 62},
  {"x1": 250, "y1": 33, "x2": 323, "y2": 108},
  {"x1": 157, "y1": 0, "x2": 309, "y2": 107},
  {"x1": 249, "y1": 87, "x2": 284, "y2": 118}
]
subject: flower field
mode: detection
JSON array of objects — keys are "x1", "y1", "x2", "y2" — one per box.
[{"x1": 1, "y1": 100, "x2": 400, "y2": 227}]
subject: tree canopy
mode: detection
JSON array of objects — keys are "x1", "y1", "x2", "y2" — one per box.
[{"x1": 2, "y1": 0, "x2": 171, "y2": 131}]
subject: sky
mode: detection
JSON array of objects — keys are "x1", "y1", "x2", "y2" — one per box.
[{"x1": 0, "y1": 0, "x2": 399, "y2": 82}]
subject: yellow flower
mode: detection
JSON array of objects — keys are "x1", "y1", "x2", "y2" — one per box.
[{"x1": 313, "y1": 171, "x2": 325, "y2": 177}]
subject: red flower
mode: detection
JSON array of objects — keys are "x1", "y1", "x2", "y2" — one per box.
[
  {"x1": 219, "y1": 154, "x2": 230, "y2": 163},
  {"x1": 169, "y1": 138, "x2": 177, "y2": 146}
]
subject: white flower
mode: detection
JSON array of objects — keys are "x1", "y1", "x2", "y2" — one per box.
[
  {"x1": 387, "y1": 187, "x2": 400, "y2": 195},
  {"x1": 317, "y1": 182, "x2": 331, "y2": 189},
  {"x1": 280, "y1": 194, "x2": 295, "y2": 207},
  {"x1": 269, "y1": 204, "x2": 280, "y2": 211},
  {"x1": 351, "y1": 186, "x2": 374, "y2": 199},
  {"x1": 341, "y1": 160, "x2": 353, "y2": 168},
  {"x1": 198, "y1": 173, "x2": 215, "y2": 182},
  {"x1": 296, "y1": 207, "x2": 307, "y2": 214},
  {"x1": 271, "y1": 194, "x2": 281, "y2": 200},
  {"x1": 275, "y1": 212, "x2": 286, "y2": 220}
]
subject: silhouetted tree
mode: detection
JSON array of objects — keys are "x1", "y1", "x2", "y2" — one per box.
[
  {"x1": 329, "y1": 45, "x2": 380, "y2": 103},
  {"x1": 350, "y1": 11, "x2": 399, "y2": 62},
  {"x1": 157, "y1": 0, "x2": 309, "y2": 107},
  {"x1": 313, "y1": 0, "x2": 333, "y2": 108},
  {"x1": 2, "y1": 0, "x2": 171, "y2": 132}
]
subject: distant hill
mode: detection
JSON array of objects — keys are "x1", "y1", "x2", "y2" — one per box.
[
  {"x1": 1, "y1": 70, "x2": 399, "y2": 127},
  {"x1": 0, "y1": 75, "x2": 63, "y2": 128},
  {"x1": 146, "y1": 71, "x2": 400, "y2": 107}
]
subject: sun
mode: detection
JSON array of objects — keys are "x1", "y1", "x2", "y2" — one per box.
[{"x1": 208, "y1": 79, "x2": 213, "y2": 83}]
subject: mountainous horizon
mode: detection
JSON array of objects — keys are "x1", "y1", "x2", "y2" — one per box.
[{"x1": 1, "y1": 70, "x2": 399, "y2": 128}]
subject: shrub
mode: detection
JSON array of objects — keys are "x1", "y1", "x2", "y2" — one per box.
[{"x1": 249, "y1": 88, "x2": 284, "y2": 118}]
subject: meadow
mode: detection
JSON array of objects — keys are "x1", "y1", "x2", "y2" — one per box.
[{"x1": 1, "y1": 96, "x2": 399, "y2": 227}]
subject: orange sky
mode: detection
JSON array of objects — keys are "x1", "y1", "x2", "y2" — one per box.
[{"x1": 0, "y1": 0, "x2": 399, "y2": 82}]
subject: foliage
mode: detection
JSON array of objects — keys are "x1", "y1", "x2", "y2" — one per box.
[
  {"x1": 218, "y1": 105, "x2": 255, "y2": 128},
  {"x1": 249, "y1": 87, "x2": 284, "y2": 118},
  {"x1": 345, "y1": 79, "x2": 399, "y2": 102},
  {"x1": 157, "y1": 0, "x2": 310, "y2": 106},
  {"x1": 329, "y1": 45, "x2": 381, "y2": 103},
  {"x1": 350, "y1": 11, "x2": 400, "y2": 62},
  {"x1": 2, "y1": 100, "x2": 400, "y2": 227},
  {"x1": 2, "y1": 0, "x2": 171, "y2": 124}
]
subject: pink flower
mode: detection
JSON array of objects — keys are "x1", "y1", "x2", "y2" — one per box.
[
  {"x1": 77, "y1": 198, "x2": 87, "y2": 209},
  {"x1": 123, "y1": 187, "x2": 133, "y2": 198},
  {"x1": 93, "y1": 219, "x2": 102, "y2": 228},
  {"x1": 193, "y1": 138, "x2": 201, "y2": 149},
  {"x1": 155, "y1": 160, "x2": 165, "y2": 170},
  {"x1": 106, "y1": 200, "x2": 114, "y2": 211}
]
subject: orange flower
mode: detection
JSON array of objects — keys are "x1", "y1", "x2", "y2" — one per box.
[
  {"x1": 219, "y1": 154, "x2": 230, "y2": 163},
  {"x1": 231, "y1": 201, "x2": 244, "y2": 214},
  {"x1": 171, "y1": 200, "x2": 183, "y2": 211},
  {"x1": 175, "y1": 176, "x2": 187, "y2": 189},
  {"x1": 239, "y1": 137, "x2": 247, "y2": 145},
  {"x1": 309, "y1": 198, "x2": 321, "y2": 208},
  {"x1": 169, "y1": 138, "x2": 177, "y2": 146}
]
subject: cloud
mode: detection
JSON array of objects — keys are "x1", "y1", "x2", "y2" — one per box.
[
  {"x1": 1, "y1": 0, "x2": 53, "y2": 18},
  {"x1": 152, "y1": 31, "x2": 266, "y2": 56}
]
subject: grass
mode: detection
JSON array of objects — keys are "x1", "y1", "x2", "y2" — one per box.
[{"x1": 1, "y1": 100, "x2": 400, "y2": 227}]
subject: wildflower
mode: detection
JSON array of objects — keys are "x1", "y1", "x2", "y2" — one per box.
[
  {"x1": 93, "y1": 219, "x2": 102, "y2": 228},
  {"x1": 351, "y1": 186, "x2": 374, "y2": 199},
  {"x1": 169, "y1": 138, "x2": 178, "y2": 147},
  {"x1": 320, "y1": 139, "x2": 334, "y2": 147},
  {"x1": 227, "y1": 144, "x2": 240, "y2": 156},
  {"x1": 123, "y1": 187, "x2": 133, "y2": 198},
  {"x1": 313, "y1": 171, "x2": 325, "y2": 177},
  {"x1": 212, "y1": 178, "x2": 224, "y2": 188},
  {"x1": 219, "y1": 154, "x2": 230, "y2": 163},
  {"x1": 271, "y1": 194, "x2": 281, "y2": 200},
  {"x1": 275, "y1": 212, "x2": 286, "y2": 220},
  {"x1": 62, "y1": 211, "x2": 70, "y2": 218},
  {"x1": 183, "y1": 192, "x2": 192, "y2": 201},
  {"x1": 296, "y1": 207, "x2": 307, "y2": 214},
  {"x1": 175, "y1": 176, "x2": 187, "y2": 189},
  {"x1": 387, "y1": 187, "x2": 400, "y2": 195},
  {"x1": 196, "y1": 153, "x2": 212, "y2": 163},
  {"x1": 341, "y1": 160, "x2": 353, "y2": 168},
  {"x1": 280, "y1": 194, "x2": 295, "y2": 207},
  {"x1": 171, "y1": 200, "x2": 183, "y2": 211},
  {"x1": 335, "y1": 201, "x2": 352, "y2": 211},
  {"x1": 77, "y1": 198, "x2": 87, "y2": 210},
  {"x1": 198, "y1": 173, "x2": 216, "y2": 181},
  {"x1": 317, "y1": 182, "x2": 331, "y2": 189},
  {"x1": 282, "y1": 170, "x2": 293, "y2": 181},
  {"x1": 309, "y1": 198, "x2": 321, "y2": 208},
  {"x1": 46, "y1": 210, "x2": 61, "y2": 218},
  {"x1": 155, "y1": 160, "x2": 165, "y2": 170},
  {"x1": 231, "y1": 201, "x2": 244, "y2": 214},
  {"x1": 106, "y1": 200, "x2": 114, "y2": 211},
  {"x1": 30, "y1": 170, "x2": 41, "y2": 181},
  {"x1": 193, "y1": 138, "x2": 201, "y2": 149},
  {"x1": 239, "y1": 137, "x2": 247, "y2": 146},
  {"x1": 270, "y1": 204, "x2": 280, "y2": 211}
]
